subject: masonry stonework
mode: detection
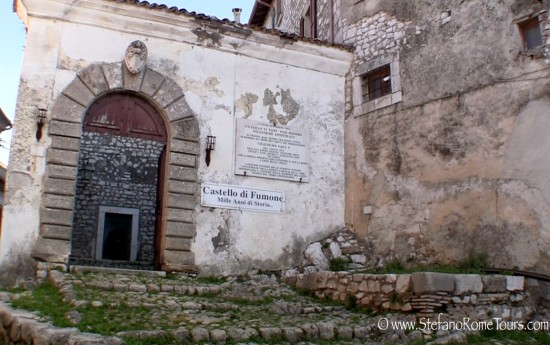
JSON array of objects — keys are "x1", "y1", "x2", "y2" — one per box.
[
  {"x1": 71, "y1": 132, "x2": 164, "y2": 264},
  {"x1": 288, "y1": 271, "x2": 533, "y2": 323},
  {"x1": 258, "y1": 0, "x2": 550, "y2": 274},
  {"x1": 343, "y1": 0, "x2": 550, "y2": 273}
]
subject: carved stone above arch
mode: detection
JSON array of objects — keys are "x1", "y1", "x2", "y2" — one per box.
[{"x1": 35, "y1": 63, "x2": 199, "y2": 273}]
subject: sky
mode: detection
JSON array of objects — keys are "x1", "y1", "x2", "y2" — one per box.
[{"x1": 0, "y1": 0, "x2": 256, "y2": 165}]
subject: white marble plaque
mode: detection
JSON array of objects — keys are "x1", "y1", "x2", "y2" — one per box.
[
  {"x1": 234, "y1": 119, "x2": 309, "y2": 182},
  {"x1": 201, "y1": 183, "x2": 285, "y2": 213}
]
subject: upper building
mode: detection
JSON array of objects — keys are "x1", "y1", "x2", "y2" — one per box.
[{"x1": 252, "y1": 0, "x2": 550, "y2": 273}]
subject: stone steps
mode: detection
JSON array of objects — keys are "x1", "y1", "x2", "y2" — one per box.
[{"x1": 2, "y1": 270, "x2": 546, "y2": 344}]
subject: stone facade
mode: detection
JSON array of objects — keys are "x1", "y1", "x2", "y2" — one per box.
[
  {"x1": 275, "y1": 0, "x2": 342, "y2": 42},
  {"x1": 257, "y1": 0, "x2": 550, "y2": 274},
  {"x1": 0, "y1": 0, "x2": 352, "y2": 284},
  {"x1": 72, "y1": 132, "x2": 165, "y2": 264},
  {"x1": 343, "y1": 0, "x2": 550, "y2": 273},
  {"x1": 32, "y1": 62, "x2": 200, "y2": 276}
]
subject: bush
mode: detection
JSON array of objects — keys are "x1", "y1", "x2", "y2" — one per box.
[{"x1": 329, "y1": 257, "x2": 349, "y2": 271}]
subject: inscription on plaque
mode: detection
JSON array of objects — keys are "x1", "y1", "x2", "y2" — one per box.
[
  {"x1": 235, "y1": 119, "x2": 309, "y2": 182},
  {"x1": 201, "y1": 183, "x2": 285, "y2": 213}
]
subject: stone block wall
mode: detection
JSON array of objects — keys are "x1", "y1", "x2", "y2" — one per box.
[
  {"x1": 342, "y1": 12, "x2": 411, "y2": 66},
  {"x1": 71, "y1": 132, "x2": 164, "y2": 263},
  {"x1": 278, "y1": 0, "x2": 338, "y2": 42},
  {"x1": 288, "y1": 271, "x2": 534, "y2": 322}
]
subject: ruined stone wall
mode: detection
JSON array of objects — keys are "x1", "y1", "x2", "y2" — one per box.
[
  {"x1": 289, "y1": 271, "x2": 533, "y2": 323},
  {"x1": 71, "y1": 132, "x2": 164, "y2": 263},
  {"x1": 344, "y1": 0, "x2": 550, "y2": 273}
]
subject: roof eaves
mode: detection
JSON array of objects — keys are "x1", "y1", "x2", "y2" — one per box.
[{"x1": 106, "y1": 0, "x2": 354, "y2": 51}]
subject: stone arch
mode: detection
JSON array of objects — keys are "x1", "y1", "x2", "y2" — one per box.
[{"x1": 35, "y1": 63, "x2": 199, "y2": 272}]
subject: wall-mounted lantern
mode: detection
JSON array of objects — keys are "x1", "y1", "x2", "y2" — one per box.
[
  {"x1": 205, "y1": 135, "x2": 216, "y2": 167},
  {"x1": 80, "y1": 158, "x2": 94, "y2": 182},
  {"x1": 36, "y1": 108, "x2": 47, "y2": 141}
]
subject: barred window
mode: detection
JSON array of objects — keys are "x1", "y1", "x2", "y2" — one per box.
[{"x1": 362, "y1": 64, "x2": 392, "y2": 102}]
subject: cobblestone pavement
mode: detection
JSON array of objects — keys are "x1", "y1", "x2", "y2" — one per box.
[{"x1": 0, "y1": 268, "x2": 548, "y2": 344}]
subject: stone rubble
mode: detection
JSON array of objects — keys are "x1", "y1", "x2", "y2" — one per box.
[{"x1": 293, "y1": 228, "x2": 370, "y2": 274}]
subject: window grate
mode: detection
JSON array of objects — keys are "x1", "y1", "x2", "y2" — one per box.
[{"x1": 362, "y1": 64, "x2": 392, "y2": 102}]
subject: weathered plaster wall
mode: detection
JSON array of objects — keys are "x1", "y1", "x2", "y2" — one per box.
[
  {"x1": 344, "y1": 0, "x2": 550, "y2": 272},
  {"x1": 0, "y1": 0, "x2": 352, "y2": 282}
]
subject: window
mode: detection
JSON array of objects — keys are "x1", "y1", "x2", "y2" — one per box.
[
  {"x1": 362, "y1": 64, "x2": 392, "y2": 102},
  {"x1": 301, "y1": 8, "x2": 312, "y2": 37},
  {"x1": 299, "y1": 1, "x2": 317, "y2": 38},
  {"x1": 276, "y1": 0, "x2": 283, "y2": 25},
  {"x1": 519, "y1": 17, "x2": 543, "y2": 50},
  {"x1": 309, "y1": 0, "x2": 318, "y2": 38},
  {"x1": 354, "y1": 55, "x2": 402, "y2": 115}
]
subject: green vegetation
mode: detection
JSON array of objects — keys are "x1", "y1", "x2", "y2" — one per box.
[
  {"x1": 389, "y1": 292, "x2": 402, "y2": 305},
  {"x1": 196, "y1": 276, "x2": 227, "y2": 285},
  {"x1": 10, "y1": 282, "x2": 164, "y2": 335},
  {"x1": 225, "y1": 296, "x2": 274, "y2": 306},
  {"x1": 8, "y1": 270, "x2": 544, "y2": 345},
  {"x1": 343, "y1": 295, "x2": 357, "y2": 311},
  {"x1": 363, "y1": 253, "x2": 489, "y2": 275},
  {"x1": 0, "y1": 286, "x2": 26, "y2": 293},
  {"x1": 10, "y1": 283, "x2": 73, "y2": 328},
  {"x1": 329, "y1": 257, "x2": 349, "y2": 271},
  {"x1": 78, "y1": 303, "x2": 154, "y2": 335},
  {"x1": 122, "y1": 335, "x2": 177, "y2": 345}
]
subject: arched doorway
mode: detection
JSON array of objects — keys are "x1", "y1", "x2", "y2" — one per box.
[{"x1": 70, "y1": 92, "x2": 167, "y2": 269}]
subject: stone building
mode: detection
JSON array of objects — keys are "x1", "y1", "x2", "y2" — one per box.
[
  {"x1": 250, "y1": 0, "x2": 550, "y2": 273},
  {"x1": 0, "y1": 108, "x2": 13, "y2": 236},
  {"x1": 0, "y1": 0, "x2": 352, "y2": 284}
]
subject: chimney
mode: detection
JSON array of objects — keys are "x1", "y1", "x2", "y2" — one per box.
[{"x1": 232, "y1": 8, "x2": 242, "y2": 23}]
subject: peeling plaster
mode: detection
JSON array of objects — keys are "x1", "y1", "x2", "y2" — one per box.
[
  {"x1": 212, "y1": 217, "x2": 230, "y2": 253},
  {"x1": 263, "y1": 87, "x2": 301, "y2": 125},
  {"x1": 215, "y1": 104, "x2": 232, "y2": 114},
  {"x1": 235, "y1": 93, "x2": 259, "y2": 118},
  {"x1": 204, "y1": 77, "x2": 224, "y2": 97},
  {"x1": 263, "y1": 89, "x2": 279, "y2": 106},
  {"x1": 182, "y1": 77, "x2": 225, "y2": 98},
  {"x1": 57, "y1": 53, "x2": 88, "y2": 72},
  {"x1": 280, "y1": 89, "x2": 300, "y2": 121},
  {"x1": 191, "y1": 27, "x2": 222, "y2": 47}
]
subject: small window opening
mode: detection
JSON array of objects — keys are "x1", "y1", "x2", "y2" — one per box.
[
  {"x1": 96, "y1": 206, "x2": 139, "y2": 262},
  {"x1": 276, "y1": 0, "x2": 283, "y2": 25},
  {"x1": 362, "y1": 64, "x2": 392, "y2": 102},
  {"x1": 519, "y1": 17, "x2": 543, "y2": 50},
  {"x1": 302, "y1": 8, "x2": 312, "y2": 37}
]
